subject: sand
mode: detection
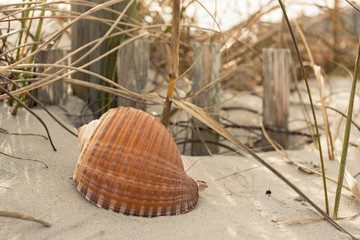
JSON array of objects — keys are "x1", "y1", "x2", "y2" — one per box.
[{"x1": 1, "y1": 80, "x2": 360, "y2": 239}]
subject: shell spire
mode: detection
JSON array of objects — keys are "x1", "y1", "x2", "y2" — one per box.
[{"x1": 74, "y1": 107, "x2": 205, "y2": 217}]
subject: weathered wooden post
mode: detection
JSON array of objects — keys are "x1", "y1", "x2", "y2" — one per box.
[
  {"x1": 117, "y1": 40, "x2": 149, "y2": 109},
  {"x1": 191, "y1": 42, "x2": 221, "y2": 155},
  {"x1": 71, "y1": 0, "x2": 132, "y2": 116},
  {"x1": 35, "y1": 49, "x2": 68, "y2": 105},
  {"x1": 262, "y1": 48, "x2": 291, "y2": 148}
]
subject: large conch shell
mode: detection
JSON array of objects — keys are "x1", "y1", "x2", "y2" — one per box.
[{"x1": 74, "y1": 107, "x2": 207, "y2": 217}]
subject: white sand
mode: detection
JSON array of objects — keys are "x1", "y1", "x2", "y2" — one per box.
[{"x1": 1, "y1": 83, "x2": 360, "y2": 239}]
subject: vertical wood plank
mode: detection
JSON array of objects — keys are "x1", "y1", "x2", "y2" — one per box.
[
  {"x1": 117, "y1": 40, "x2": 149, "y2": 109},
  {"x1": 262, "y1": 48, "x2": 291, "y2": 148},
  {"x1": 71, "y1": 0, "x2": 122, "y2": 116},
  {"x1": 35, "y1": 49, "x2": 68, "y2": 105},
  {"x1": 191, "y1": 42, "x2": 221, "y2": 156}
]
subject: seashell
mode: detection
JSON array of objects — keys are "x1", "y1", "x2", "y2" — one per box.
[{"x1": 73, "y1": 107, "x2": 207, "y2": 217}]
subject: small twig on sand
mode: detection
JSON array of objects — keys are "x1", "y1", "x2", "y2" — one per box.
[
  {"x1": 0, "y1": 128, "x2": 48, "y2": 139},
  {"x1": 0, "y1": 150, "x2": 48, "y2": 168},
  {"x1": 0, "y1": 210, "x2": 51, "y2": 227}
]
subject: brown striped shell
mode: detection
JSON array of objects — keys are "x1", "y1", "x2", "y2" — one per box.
[{"x1": 73, "y1": 107, "x2": 203, "y2": 217}]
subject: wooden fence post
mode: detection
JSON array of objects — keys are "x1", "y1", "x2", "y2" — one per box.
[
  {"x1": 191, "y1": 42, "x2": 221, "y2": 156},
  {"x1": 71, "y1": 0, "x2": 126, "y2": 116},
  {"x1": 35, "y1": 49, "x2": 68, "y2": 105},
  {"x1": 117, "y1": 40, "x2": 149, "y2": 109},
  {"x1": 262, "y1": 48, "x2": 291, "y2": 148}
]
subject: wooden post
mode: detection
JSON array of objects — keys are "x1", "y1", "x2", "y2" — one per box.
[
  {"x1": 71, "y1": 0, "x2": 126, "y2": 116},
  {"x1": 35, "y1": 49, "x2": 68, "y2": 105},
  {"x1": 191, "y1": 42, "x2": 221, "y2": 156},
  {"x1": 352, "y1": 9, "x2": 359, "y2": 34},
  {"x1": 262, "y1": 48, "x2": 290, "y2": 148},
  {"x1": 117, "y1": 40, "x2": 149, "y2": 109}
]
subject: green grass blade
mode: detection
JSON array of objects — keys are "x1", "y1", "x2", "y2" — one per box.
[
  {"x1": 12, "y1": 1, "x2": 46, "y2": 115},
  {"x1": 291, "y1": 66, "x2": 318, "y2": 147},
  {"x1": 15, "y1": 0, "x2": 32, "y2": 61},
  {"x1": 28, "y1": 1, "x2": 46, "y2": 64},
  {"x1": 11, "y1": 0, "x2": 32, "y2": 107},
  {"x1": 333, "y1": 37, "x2": 360, "y2": 217},
  {"x1": 277, "y1": 0, "x2": 329, "y2": 214}
]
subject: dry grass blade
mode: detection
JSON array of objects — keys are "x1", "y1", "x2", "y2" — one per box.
[
  {"x1": 0, "y1": 35, "x2": 147, "y2": 99},
  {"x1": 2, "y1": 65, "x2": 160, "y2": 104},
  {"x1": 318, "y1": 105, "x2": 360, "y2": 132},
  {"x1": 293, "y1": 19, "x2": 335, "y2": 160},
  {"x1": 0, "y1": 210, "x2": 51, "y2": 227},
  {"x1": 172, "y1": 98, "x2": 356, "y2": 239},
  {"x1": 0, "y1": 29, "x2": 24, "y2": 40},
  {"x1": 335, "y1": 156, "x2": 360, "y2": 204},
  {"x1": 161, "y1": 0, "x2": 221, "y2": 126},
  {"x1": 0, "y1": 0, "x2": 124, "y2": 75},
  {"x1": 278, "y1": 210, "x2": 360, "y2": 225},
  {"x1": 0, "y1": 42, "x2": 41, "y2": 60},
  {"x1": 346, "y1": 0, "x2": 360, "y2": 12},
  {"x1": 161, "y1": 0, "x2": 180, "y2": 127},
  {"x1": 71, "y1": 0, "x2": 135, "y2": 68}
]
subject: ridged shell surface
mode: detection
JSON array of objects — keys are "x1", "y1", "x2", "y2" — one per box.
[{"x1": 74, "y1": 107, "x2": 199, "y2": 217}]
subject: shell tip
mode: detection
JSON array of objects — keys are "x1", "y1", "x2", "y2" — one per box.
[{"x1": 196, "y1": 180, "x2": 208, "y2": 192}]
